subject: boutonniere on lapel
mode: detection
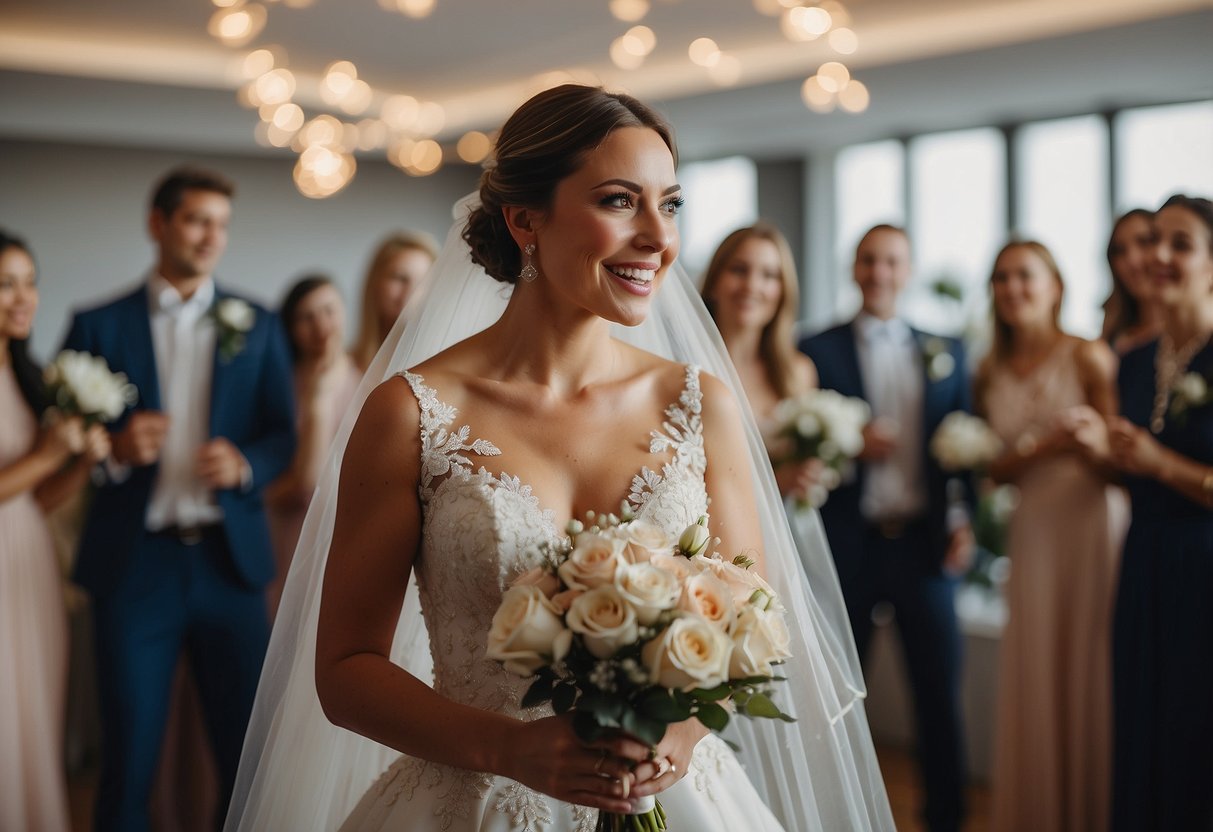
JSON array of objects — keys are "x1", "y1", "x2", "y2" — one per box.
[
  {"x1": 921, "y1": 336, "x2": 956, "y2": 383},
  {"x1": 1167, "y1": 371, "x2": 1213, "y2": 428},
  {"x1": 211, "y1": 297, "x2": 255, "y2": 362}
]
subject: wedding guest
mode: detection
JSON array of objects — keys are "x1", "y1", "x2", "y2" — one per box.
[
  {"x1": 1108, "y1": 194, "x2": 1213, "y2": 832},
  {"x1": 61, "y1": 166, "x2": 295, "y2": 830},
  {"x1": 1102, "y1": 208, "x2": 1162, "y2": 355},
  {"x1": 975, "y1": 240, "x2": 1127, "y2": 832},
  {"x1": 0, "y1": 230, "x2": 109, "y2": 832},
  {"x1": 800, "y1": 224, "x2": 972, "y2": 832},
  {"x1": 265, "y1": 274, "x2": 360, "y2": 616},
  {"x1": 351, "y1": 231, "x2": 438, "y2": 371},
  {"x1": 700, "y1": 223, "x2": 822, "y2": 501}
]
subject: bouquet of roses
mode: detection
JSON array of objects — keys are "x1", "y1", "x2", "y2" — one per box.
[
  {"x1": 768, "y1": 388, "x2": 870, "y2": 508},
  {"x1": 43, "y1": 350, "x2": 137, "y2": 425},
  {"x1": 486, "y1": 506, "x2": 794, "y2": 832},
  {"x1": 929, "y1": 411, "x2": 1002, "y2": 472}
]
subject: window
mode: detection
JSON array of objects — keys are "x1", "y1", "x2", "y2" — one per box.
[
  {"x1": 677, "y1": 156, "x2": 758, "y2": 281},
  {"x1": 908, "y1": 128, "x2": 1006, "y2": 334},
  {"x1": 1017, "y1": 115, "x2": 1110, "y2": 337},
  {"x1": 834, "y1": 140, "x2": 905, "y2": 318},
  {"x1": 1116, "y1": 101, "x2": 1213, "y2": 212}
]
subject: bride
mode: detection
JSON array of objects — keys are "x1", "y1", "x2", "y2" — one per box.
[{"x1": 226, "y1": 85, "x2": 893, "y2": 831}]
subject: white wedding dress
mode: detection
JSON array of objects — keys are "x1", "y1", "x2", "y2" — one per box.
[{"x1": 339, "y1": 366, "x2": 785, "y2": 832}]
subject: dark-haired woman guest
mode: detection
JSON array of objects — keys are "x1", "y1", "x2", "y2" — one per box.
[
  {"x1": 1102, "y1": 209, "x2": 1162, "y2": 355},
  {"x1": 265, "y1": 274, "x2": 360, "y2": 616},
  {"x1": 700, "y1": 224, "x2": 820, "y2": 500},
  {"x1": 0, "y1": 231, "x2": 109, "y2": 831},
  {"x1": 1108, "y1": 195, "x2": 1213, "y2": 831},
  {"x1": 975, "y1": 240, "x2": 1126, "y2": 832}
]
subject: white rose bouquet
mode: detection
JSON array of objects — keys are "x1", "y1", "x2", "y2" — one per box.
[
  {"x1": 486, "y1": 506, "x2": 794, "y2": 832},
  {"x1": 768, "y1": 388, "x2": 870, "y2": 508},
  {"x1": 929, "y1": 411, "x2": 1003, "y2": 472},
  {"x1": 43, "y1": 350, "x2": 138, "y2": 425}
]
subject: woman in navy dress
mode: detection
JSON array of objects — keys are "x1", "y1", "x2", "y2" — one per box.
[{"x1": 1108, "y1": 194, "x2": 1213, "y2": 832}]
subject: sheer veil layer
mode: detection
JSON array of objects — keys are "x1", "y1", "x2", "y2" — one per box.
[{"x1": 225, "y1": 194, "x2": 894, "y2": 831}]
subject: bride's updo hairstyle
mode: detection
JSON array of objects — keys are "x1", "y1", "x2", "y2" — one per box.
[{"x1": 463, "y1": 84, "x2": 677, "y2": 284}]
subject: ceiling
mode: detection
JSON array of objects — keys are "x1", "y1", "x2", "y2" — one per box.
[{"x1": 1, "y1": 0, "x2": 1210, "y2": 162}]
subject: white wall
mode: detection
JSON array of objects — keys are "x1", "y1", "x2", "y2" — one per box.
[{"x1": 0, "y1": 139, "x2": 481, "y2": 359}]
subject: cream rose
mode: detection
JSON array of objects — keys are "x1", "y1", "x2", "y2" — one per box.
[
  {"x1": 511, "y1": 566, "x2": 560, "y2": 598},
  {"x1": 678, "y1": 572, "x2": 736, "y2": 630},
  {"x1": 728, "y1": 605, "x2": 793, "y2": 678},
  {"x1": 615, "y1": 520, "x2": 674, "y2": 565},
  {"x1": 648, "y1": 552, "x2": 699, "y2": 583},
  {"x1": 698, "y1": 556, "x2": 775, "y2": 608},
  {"x1": 486, "y1": 585, "x2": 568, "y2": 677},
  {"x1": 614, "y1": 561, "x2": 682, "y2": 625},
  {"x1": 566, "y1": 585, "x2": 639, "y2": 659},
  {"x1": 641, "y1": 615, "x2": 732, "y2": 691},
  {"x1": 677, "y1": 520, "x2": 711, "y2": 558},
  {"x1": 558, "y1": 533, "x2": 625, "y2": 590},
  {"x1": 216, "y1": 297, "x2": 255, "y2": 331}
]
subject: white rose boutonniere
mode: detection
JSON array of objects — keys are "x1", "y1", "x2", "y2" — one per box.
[
  {"x1": 1169, "y1": 371, "x2": 1213, "y2": 426},
  {"x1": 212, "y1": 298, "x2": 255, "y2": 362},
  {"x1": 922, "y1": 336, "x2": 956, "y2": 383}
]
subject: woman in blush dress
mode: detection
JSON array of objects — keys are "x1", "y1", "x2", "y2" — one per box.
[
  {"x1": 1108, "y1": 195, "x2": 1213, "y2": 832},
  {"x1": 351, "y1": 232, "x2": 438, "y2": 372},
  {"x1": 0, "y1": 230, "x2": 110, "y2": 832},
  {"x1": 699, "y1": 224, "x2": 821, "y2": 501},
  {"x1": 1102, "y1": 209, "x2": 1162, "y2": 356},
  {"x1": 265, "y1": 274, "x2": 360, "y2": 616},
  {"x1": 975, "y1": 240, "x2": 1127, "y2": 832}
]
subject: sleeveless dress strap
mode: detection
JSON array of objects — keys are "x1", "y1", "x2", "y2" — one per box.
[{"x1": 400, "y1": 371, "x2": 501, "y2": 502}]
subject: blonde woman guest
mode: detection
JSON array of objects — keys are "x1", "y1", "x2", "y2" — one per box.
[
  {"x1": 0, "y1": 231, "x2": 110, "y2": 832},
  {"x1": 977, "y1": 240, "x2": 1127, "y2": 832},
  {"x1": 265, "y1": 275, "x2": 360, "y2": 616},
  {"x1": 700, "y1": 223, "x2": 821, "y2": 501},
  {"x1": 351, "y1": 232, "x2": 438, "y2": 371},
  {"x1": 1102, "y1": 209, "x2": 1162, "y2": 355}
]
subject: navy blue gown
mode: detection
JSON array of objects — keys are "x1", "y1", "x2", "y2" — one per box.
[{"x1": 1114, "y1": 340, "x2": 1213, "y2": 832}]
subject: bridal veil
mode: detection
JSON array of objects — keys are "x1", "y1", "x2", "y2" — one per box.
[{"x1": 225, "y1": 194, "x2": 894, "y2": 831}]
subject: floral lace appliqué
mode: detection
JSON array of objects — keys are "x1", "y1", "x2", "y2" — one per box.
[
  {"x1": 494, "y1": 781, "x2": 554, "y2": 831},
  {"x1": 629, "y1": 365, "x2": 706, "y2": 511},
  {"x1": 689, "y1": 734, "x2": 732, "y2": 804},
  {"x1": 402, "y1": 371, "x2": 502, "y2": 501}
]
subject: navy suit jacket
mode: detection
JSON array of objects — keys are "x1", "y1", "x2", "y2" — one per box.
[
  {"x1": 62, "y1": 283, "x2": 296, "y2": 596},
  {"x1": 799, "y1": 319, "x2": 971, "y2": 572}
]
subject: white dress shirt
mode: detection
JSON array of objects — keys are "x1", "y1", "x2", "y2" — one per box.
[
  {"x1": 144, "y1": 273, "x2": 223, "y2": 531},
  {"x1": 854, "y1": 312, "x2": 928, "y2": 521}
]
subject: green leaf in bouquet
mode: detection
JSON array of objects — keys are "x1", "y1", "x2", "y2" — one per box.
[
  {"x1": 738, "y1": 691, "x2": 783, "y2": 719},
  {"x1": 521, "y1": 673, "x2": 555, "y2": 709},
  {"x1": 552, "y1": 681, "x2": 578, "y2": 714},
  {"x1": 688, "y1": 683, "x2": 732, "y2": 702},
  {"x1": 637, "y1": 689, "x2": 692, "y2": 723},
  {"x1": 578, "y1": 692, "x2": 625, "y2": 729},
  {"x1": 572, "y1": 710, "x2": 608, "y2": 743},
  {"x1": 694, "y1": 701, "x2": 730, "y2": 732},
  {"x1": 621, "y1": 709, "x2": 667, "y2": 746}
]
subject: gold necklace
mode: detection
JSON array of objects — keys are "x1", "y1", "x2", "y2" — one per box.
[{"x1": 1152, "y1": 331, "x2": 1212, "y2": 433}]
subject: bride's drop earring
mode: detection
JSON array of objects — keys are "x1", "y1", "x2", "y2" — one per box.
[{"x1": 520, "y1": 243, "x2": 539, "y2": 283}]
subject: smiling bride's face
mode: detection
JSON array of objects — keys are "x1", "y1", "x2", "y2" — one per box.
[{"x1": 530, "y1": 126, "x2": 682, "y2": 328}]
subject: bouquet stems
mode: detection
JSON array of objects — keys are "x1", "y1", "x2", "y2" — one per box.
[{"x1": 596, "y1": 800, "x2": 666, "y2": 831}]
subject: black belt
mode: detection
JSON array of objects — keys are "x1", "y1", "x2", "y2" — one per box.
[
  {"x1": 865, "y1": 515, "x2": 926, "y2": 541},
  {"x1": 150, "y1": 523, "x2": 221, "y2": 546}
]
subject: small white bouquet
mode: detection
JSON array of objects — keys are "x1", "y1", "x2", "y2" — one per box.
[
  {"x1": 768, "y1": 388, "x2": 870, "y2": 507},
  {"x1": 1168, "y1": 371, "x2": 1213, "y2": 426},
  {"x1": 43, "y1": 350, "x2": 137, "y2": 425},
  {"x1": 212, "y1": 297, "x2": 255, "y2": 362},
  {"x1": 929, "y1": 411, "x2": 1002, "y2": 472},
  {"x1": 487, "y1": 507, "x2": 794, "y2": 832}
]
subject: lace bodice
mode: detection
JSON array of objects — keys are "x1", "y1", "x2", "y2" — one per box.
[{"x1": 400, "y1": 365, "x2": 708, "y2": 718}]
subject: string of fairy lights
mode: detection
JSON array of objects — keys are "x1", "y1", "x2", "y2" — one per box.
[{"x1": 206, "y1": 0, "x2": 868, "y2": 198}]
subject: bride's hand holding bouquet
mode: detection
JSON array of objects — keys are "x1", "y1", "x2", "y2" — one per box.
[{"x1": 487, "y1": 508, "x2": 794, "y2": 831}]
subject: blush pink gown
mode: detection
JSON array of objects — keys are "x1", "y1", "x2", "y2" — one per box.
[{"x1": 0, "y1": 362, "x2": 70, "y2": 831}]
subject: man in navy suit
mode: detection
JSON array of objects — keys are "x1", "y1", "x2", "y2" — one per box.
[
  {"x1": 800, "y1": 224, "x2": 972, "y2": 832},
  {"x1": 62, "y1": 167, "x2": 295, "y2": 831}
]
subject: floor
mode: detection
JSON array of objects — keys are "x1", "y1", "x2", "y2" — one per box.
[{"x1": 70, "y1": 744, "x2": 990, "y2": 831}]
